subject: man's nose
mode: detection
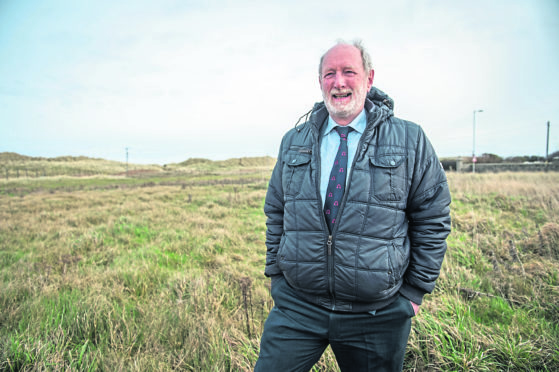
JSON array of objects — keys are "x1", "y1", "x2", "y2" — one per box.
[{"x1": 333, "y1": 72, "x2": 346, "y2": 89}]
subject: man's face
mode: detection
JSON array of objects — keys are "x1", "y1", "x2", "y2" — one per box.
[{"x1": 319, "y1": 44, "x2": 374, "y2": 125}]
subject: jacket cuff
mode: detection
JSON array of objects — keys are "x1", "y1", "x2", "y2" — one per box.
[
  {"x1": 264, "y1": 263, "x2": 282, "y2": 277},
  {"x1": 399, "y1": 283, "x2": 426, "y2": 305}
]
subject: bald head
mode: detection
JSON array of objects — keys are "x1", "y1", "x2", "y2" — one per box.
[{"x1": 319, "y1": 40, "x2": 373, "y2": 77}]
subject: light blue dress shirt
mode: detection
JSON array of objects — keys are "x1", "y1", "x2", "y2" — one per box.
[{"x1": 320, "y1": 109, "x2": 367, "y2": 207}]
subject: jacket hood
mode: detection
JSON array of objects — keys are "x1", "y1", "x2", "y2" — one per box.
[{"x1": 366, "y1": 86, "x2": 394, "y2": 111}]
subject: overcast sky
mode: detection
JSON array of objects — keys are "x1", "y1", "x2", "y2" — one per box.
[{"x1": 1, "y1": 0, "x2": 558, "y2": 164}]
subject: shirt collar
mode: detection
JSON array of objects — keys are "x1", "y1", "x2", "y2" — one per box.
[{"x1": 323, "y1": 108, "x2": 367, "y2": 137}]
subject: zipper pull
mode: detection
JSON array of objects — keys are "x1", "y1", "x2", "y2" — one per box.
[{"x1": 327, "y1": 235, "x2": 333, "y2": 255}]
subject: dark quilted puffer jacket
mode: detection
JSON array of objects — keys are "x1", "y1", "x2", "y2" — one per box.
[{"x1": 264, "y1": 87, "x2": 452, "y2": 312}]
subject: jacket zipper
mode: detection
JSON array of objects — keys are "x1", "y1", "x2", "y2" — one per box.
[
  {"x1": 327, "y1": 235, "x2": 334, "y2": 302},
  {"x1": 311, "y1": 119, "x2": 337, "y2": 305}
]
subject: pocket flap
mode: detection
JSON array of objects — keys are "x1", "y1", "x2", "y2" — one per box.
[
  {"x1": 285, "y1": 152, "x2": 311, "y2": 167},
  {"x1": 370, "y1": 154, "x2": 406, "y2": 168}
]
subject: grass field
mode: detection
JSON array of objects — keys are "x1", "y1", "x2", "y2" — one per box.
[{"x1": 1, "y1": 155, "x2": 558, "y2": 371}]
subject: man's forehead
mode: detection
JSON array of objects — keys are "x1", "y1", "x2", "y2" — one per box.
[{"x1": 322, "y1": 44, "x2": 362, "y2": 70}]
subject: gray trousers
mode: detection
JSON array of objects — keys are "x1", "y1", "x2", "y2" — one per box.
[{"x1": 255, "y1": 276, "x2": 414, "y2": 372}]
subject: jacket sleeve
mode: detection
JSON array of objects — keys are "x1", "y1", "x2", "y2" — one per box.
[
  {"x1": 263, "y1": 136, "x2": 287, "y2": 277},
  {"x1": 400, "y1": 126, "x2": 452, "y2": 305}
]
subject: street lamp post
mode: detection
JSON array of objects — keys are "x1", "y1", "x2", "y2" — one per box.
[{"x1": 473, "y1": 109, "x2": 483, "y2": 173}]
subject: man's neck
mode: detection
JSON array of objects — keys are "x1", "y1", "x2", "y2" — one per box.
[
  {"x1": 331, "y1": 115, "x2": 359, "y2": 126},
  {"x1": 328, "y1": 109, "x2": 366, "y2": 131}
]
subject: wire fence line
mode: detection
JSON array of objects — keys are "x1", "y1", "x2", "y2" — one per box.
[{"x1": 1, "y1": 167, "x2": 109, "y2": 180}]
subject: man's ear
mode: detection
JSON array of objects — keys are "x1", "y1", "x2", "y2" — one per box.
[
  {"x1": 367, "y1": 69, "x2": 375, "y2": 90},
  {"x1": 318, "y1": 75, "x2": 323, "y2": 90}
]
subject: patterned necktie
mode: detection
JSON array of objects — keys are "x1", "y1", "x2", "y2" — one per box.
[{"x1": 324, "y1": 126, "x2": 353, "y2": 232}]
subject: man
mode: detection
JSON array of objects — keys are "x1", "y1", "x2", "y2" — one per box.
[{"x1": 255, "y1": 40, "x2": 451, "y2": 371}]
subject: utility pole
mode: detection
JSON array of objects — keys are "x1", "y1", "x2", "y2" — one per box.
[
  {"x1": 545, "y1": 121, "x2": 550, "y2": 172},
  {"x1": 472, "y1": 109, "x2": 483, "y2": 173},
  {"x1": 126, "y1": 147, "x2": 129, "y2": 177},
  {"x1": 546, "y1": 121, "x2": 550, "y2": 162}
]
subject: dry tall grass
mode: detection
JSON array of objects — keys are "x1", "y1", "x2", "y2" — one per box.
[{"x1": 1, "y1": 165, "x2": 558, "y2": 371}]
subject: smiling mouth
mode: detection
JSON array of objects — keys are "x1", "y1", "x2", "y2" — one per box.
[{"x1": 333, "y1": 92, "x2": 351, "y2": 99}]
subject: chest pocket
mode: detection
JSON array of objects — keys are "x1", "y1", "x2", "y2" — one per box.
[
  {"x1": 282, "y1": 147, "x2": 312, "y2": 198},
  {"x1": 369, "y1": 154, "x2": 407, "y2": 201}
]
